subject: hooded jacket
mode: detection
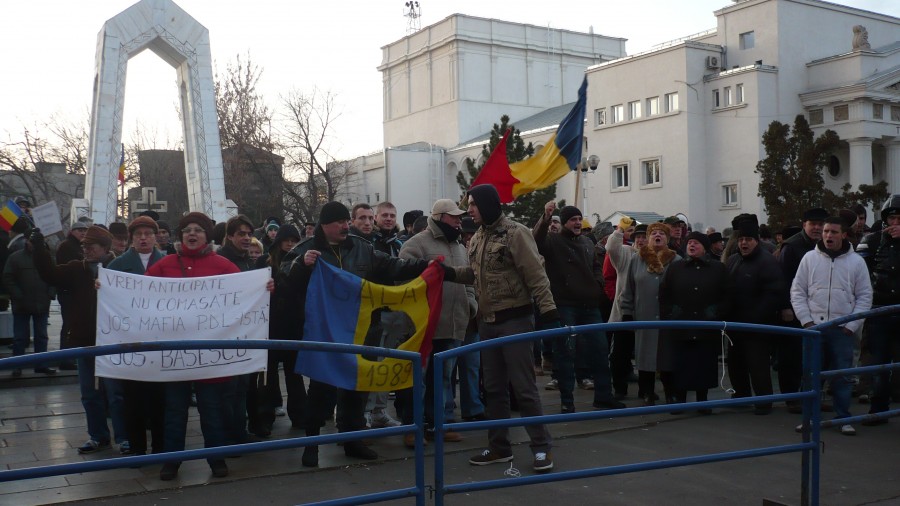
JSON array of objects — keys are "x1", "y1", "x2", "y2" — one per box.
[
  {"x1": 453, "y1": 185, "x2": 556, "y2": 323},
  {"x1": 790, "y1": 240, "x2": 873, "y2": 333}
]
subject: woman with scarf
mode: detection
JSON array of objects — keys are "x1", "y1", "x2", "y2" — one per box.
[{"x1": 618, "y1": 222, "x2": 680, "y2": 406}]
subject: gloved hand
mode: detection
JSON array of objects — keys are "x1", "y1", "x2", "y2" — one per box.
[
  {"x1": 539, "y1": 309, "x2": 561, "y2": 329},
  {"x1": 438, "y1": 262, "x2": 456, "y2": 282},
  {"x1": 618, "y1": 216, "x2": 634, "y2": 231}
]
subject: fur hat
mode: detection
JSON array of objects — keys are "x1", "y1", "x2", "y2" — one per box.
[
  {"x1": 736, "y1": 214, "x2": 760, "y2": 240},
  {"x1": 128, "y1": 216, "x2": 158, "y2": 237},
  {"x1": 83, "y1": 226, "x2": 112, "y2": 249},
  {"x1": 319, "y1": 201, "x2": 351, "y2": 225},
  {"x1": 178, "y1": 212, "x2": 215, "y2": 238},
  {"x1": 802, "y1": 207, "x2": 828, "y2": 222},
  {"x1": 108, "y1": 222, "x2": 128, "y2": 240},
  {"x1": 686, "y1": 231, "x2": 711, "y2": 252},
  {"x1": 646, "y1": 222, "x2": 671, "y2": 238},
  {"x1": 708, "y1": 232, "x2": 724, "y2": 244}
]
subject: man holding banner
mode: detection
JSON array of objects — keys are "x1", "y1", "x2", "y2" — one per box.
[{"x1": 281, "y1": 201, "x2": 445, "y2": 467}]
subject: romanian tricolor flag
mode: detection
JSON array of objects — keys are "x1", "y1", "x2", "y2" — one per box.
[
  {"x1": 117, "y1": 144, "x2": 125, "y2": 184},
  {"x1": 296, "y1": 260, "x2": 444, "y2": 391},
  {"x1": 0, "y1": 199, "x2": 24, "y2": 232},
  {"x1": 471, "y1": 77, "x2": 588, "y2": 203}
]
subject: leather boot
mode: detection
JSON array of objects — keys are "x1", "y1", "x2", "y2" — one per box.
[{"x1": 302, "y1": 429, "x2": 319, "y2": 467}]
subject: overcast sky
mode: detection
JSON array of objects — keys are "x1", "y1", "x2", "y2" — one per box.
[{"x1": 1, "y1": 0, "x2": 896, "y2": 160}]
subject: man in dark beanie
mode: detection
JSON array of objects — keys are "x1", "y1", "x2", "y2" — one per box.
[
  {"x1": 708, "y1": 232, "x2": 725, "y2": 261},
  {"x1": 155, "y1": 220, "x2": 176, "y2": 255},
  {"x1": 280, "y1": 200, "x2": 437, "y2": 466},
  {"x1": 445, "y1": 185, "x2": 557, "y2": 472},
  {"x1": 533, "y1": 200, "x2": 623, "y2": 416},
  {"x1": 30, "y1": 225, "x2": 127, "y2": 454},
  {"x1": 778, "y1": 206, "x2": 827, "y2": 411},
  {"x1": 685, "y1": 230, "x2": 711, "y2": 253},
  {"x1": 108, "y1": 222, "x2": 129, "y2": 256}
]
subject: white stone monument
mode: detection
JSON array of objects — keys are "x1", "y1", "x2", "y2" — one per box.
[{"x1": 74, "y1": 0, "x2": 236, "y2": 225}]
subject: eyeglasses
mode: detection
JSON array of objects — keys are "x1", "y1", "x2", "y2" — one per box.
[{"x1": 182, "y1": 227, "x2": 206, "y2": 235}]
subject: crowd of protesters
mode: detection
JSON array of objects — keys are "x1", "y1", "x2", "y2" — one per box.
[{"x1": 2, "y1": 189, "x2": 899, "y2": 480}]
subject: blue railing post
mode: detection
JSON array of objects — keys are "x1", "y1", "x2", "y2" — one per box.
[
  {"x1": 433, "y1": 352, "x2": 445, "y2": 506},
  {"x1": 412, "y1": 354, "x2": 426, "y2": 506},
  {"x1": 809, "y1": 329, "x2": 823, "y2": 506}
]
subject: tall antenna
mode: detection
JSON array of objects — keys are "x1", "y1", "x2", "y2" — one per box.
[{"x1": 405, "y1": 1, "x2": 421, "y2": 34}]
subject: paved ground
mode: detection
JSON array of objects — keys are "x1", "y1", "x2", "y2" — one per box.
[{"x1": 2, "y1": 306, "x2": 900, "y2": 505}]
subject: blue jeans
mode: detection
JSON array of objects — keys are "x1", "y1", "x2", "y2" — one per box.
[
  {"x1": 866, "y1": 314, "x2": 900, "y2": 413},
  {"x1": 13, "y1": 312, "x2": 49, "y2": 370},
  {"x1": 458, "y1": 331, "x2": 484, "y2": 418},
  {"x1": 77, "y1": 357, "x2": 127, "y2": 444},
  {"x1": 164, "y1": 380, "x2": 230, "y2": 464},
  {"x1": 425, "y1": 339, "x2": 459, "y2": 424},
  {"x1": 822, "y1": 327, "x2": 855, "y2": 420},
  {"x1": 555, "y1": 305, "x2": 614, "y2": 406}
]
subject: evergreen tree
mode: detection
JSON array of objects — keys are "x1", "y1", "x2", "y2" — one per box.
[
  {"x1": 456, "y1": 115, "x2": 558, "y2": 225},
  {"x1": 755, "y1": 114, "x2": 887, "y2": 231}
]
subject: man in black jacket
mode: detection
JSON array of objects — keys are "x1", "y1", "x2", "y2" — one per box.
[
  {"x1": 534, "y1": 201, "x2": 624, "y2": 413},
  {"x1": 281, "y1": 201, "x2": 435, "y2": 466},
  {"x1": 726, "y1": 215, "x2": 787, "y2": 415}
]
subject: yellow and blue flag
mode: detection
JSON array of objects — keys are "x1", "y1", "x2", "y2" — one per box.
[
  {"x1": 471, "y1": 77, "x2": 587, "y2": 203},
  {"x1": 0, "y1": 199, "x2": 24, "y2": 232},
  {"x1": 297, "y1": 260, "x2": 444, "y2": 391}
]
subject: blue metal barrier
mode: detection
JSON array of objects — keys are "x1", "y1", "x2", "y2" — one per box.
[
  {"x1": 0, "y1": 340, "x2": 427, "y2": 506},
  {"x1": 431, "y1": 306, "x2": 900, "y2": 506}
]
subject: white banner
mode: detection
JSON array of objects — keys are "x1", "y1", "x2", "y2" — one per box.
[
  {"x1": 95, "y1": 267, "x2": 271, "y2": 381},
  {"x1": 30, "y1": 201, "x2": 63, "y2": 236}
]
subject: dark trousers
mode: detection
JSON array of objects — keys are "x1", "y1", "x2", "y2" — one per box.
[
  {"x1": 164, "y1": 380, "x2": 230, "y2": 466},
  {"x1": 775, "y1": 323, "x2": 803, "y2": 394},
  {"x1": 122, "y1": 380, "x2": 165, "y2": 454},
  {"x1": 479, "y1": 315, "x2": 551, "y2": 455},
  {"x1": 728, "y1": 332, "x2": 774, "y2": 406},
  {"x1": 867, "y1": 314, "x2": 900, "y2": 413},
  {"x1": 610, "y1": 330, "x2": 635, "y2": 394},
  {"x1": 555, "y1": 305, "x2": 615, "y2": 406},
  {"x1": 265, "y1": 350, "x2": 306, "y2": 426},
  {"x1": 306, "y1": 380, "x2": 368, "y2": 434}
]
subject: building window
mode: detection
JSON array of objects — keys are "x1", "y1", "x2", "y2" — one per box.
[
  {"x1": 891, "y1": 105, "x2": 900, "y2": 122},
  {"x1": 739, "y1": 31, "x2": 755, "y2": 50},
  {"x1": 873, "y1": 103, "x2": 883, "y2": 120},
  {"x1": 828, "y1": 155, "x2": 841, "y2": 178},
  {"x1": 665, "y1": 92, "x2": 679, "y2": 112},
  {"x1": 809, "y1": 109, "x2": 824, "y2": 125},
  {"x1": 712, "y1": 89, "x2": 720, "y2": 108},
  {"x1": 595, "y1": 108, "x2": 607, "y2": 126},
  {"x1": 724, "y1": 87, "x2": 732, "y2": 106},
  {"x1": 722, "y1": 183, "x2": 739, "y2": 207},
  {"x1": 366, "y1": 194, "x2": 371, "y2": 203},
  {"x1": 647, "y1": 96, "x2": 660, "y2": 116},
  {"x1": 736, "y1": 84, "x2": 745, "y2": 104},
  {"x1": 642, "y1": 158, "x2": 661, "y2": 187},
  {"x1": 375, "y1": 192, "x2": 380, "y2": 201},
  {"x1": 611, "y1": 104, "x2": 624, "y2": 123},
  {"x1": 834, "y1": 104, "x2": 849, "y2": 122},
  {"x1": 628, "y1": 100, "x2": 641, "y2": 120},
  {"x1": 611, "y1": 163, "x2": 629, "y2": 190}
]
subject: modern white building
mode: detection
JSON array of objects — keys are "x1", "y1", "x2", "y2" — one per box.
[
  {"x1": 344, "y1": 14, "x2": 626, "y2": 216},
  {"x1": 585, "y1": 0, "x2": 900, "y2": 231}
]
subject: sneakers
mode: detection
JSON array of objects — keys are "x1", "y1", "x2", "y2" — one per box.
[
  {"x1": 368, "y1": 411, "x2": 402, "y2": 428},
  {"x1": 840, "y1": 424, "x2": 856, "y2": 436},
  {"x1": 469, "y1": 449, "x2": 514, "y2": 466},
  {"x1": 533, "y1": 452, "x2": 554, "y2": 472},
  {"x1": 593, "y1": 399, "x2": 626, "y2": 410},
  {"x1": 578, "y1": 379, "x2": 595, "y2": 390},
  {"x1": 561, "y1": 404, "x2": 575, "y2": 414},
  {"x1": 77, "y1": 439, "x2": 111, "y2": 454},
  {"x1": 34, "y1": 367, "x2": 57, "y2": 375},
  {"x1": 119, "y1": 441, "x2": 132, "y2": 455},
  {"x1": 544, "y1": 379, "x2": 559, "y2": 391},
  {"x1": 275, "y1": 406, "x2": 287, "y2": 417},
  {"x1": 858, "y1": 393, "x2": 870, "y2": 404}
]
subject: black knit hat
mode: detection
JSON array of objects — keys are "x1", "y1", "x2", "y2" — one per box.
[
  {"x1": 559, "y1": 206, "x2": 582, "y2": 225},
  {"x1": 178, "y1": 212, "x2": 215, "y2": 238},
  {"x1": 273, "y1": 224, "x2": 301, "y2": 249},
  {"x1": 708, "y1": 232, "x2": 724, "y2": 244},
  {"x1": 686, "y1": 231, "x2": 711, "y2": 252},
  {"x1": 319, "y1": 201, "x2": 351, "y2": 225}
]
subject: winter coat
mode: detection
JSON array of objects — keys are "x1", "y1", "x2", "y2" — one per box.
[
  {"x1": 106, "y1": 247, "x2": 164, "y2": 275},
  {"x1": 216, "y1": 241, "x2": 256, "y2": 272},
  {"x1": 726, "y1": 245, "x2": 786, "y2": 325},
  {"x1": 56, "y1": 234, "x2": 84, "y2": 264},
  {"x1": 659, "y1": 255, "x2": 732, "y2": 341},
  {"x1": 144, "y1": 243, "x2": 240, "y2": 278},
  {"x1": 619, "y1": 245, "x2": 680, "y2": 371},
  {"x1": 399, "y1": 218, "x2": 476, "y2": 341},
  {"x1": 868, "y1": 233, "x2": 900, "y2": 307},
  {"x1": 453, "y1": 215, "x2": 556, "y2": 324},
  {"x1": 2, "y1": 249, "x2": 55, "y2": 314},
  {"x1": 790, "y1": 241, "x2": 873, "y2": 334},
  {"x1": 33, "y1": 245, "x2": 113, "y2": 347},
  {"x1": 605, "y1": 230, "x2": 636, "y2": 323},
  {"x1": 779, "y1": 230, "x2": 817, "y2": 282},
  {"x1": 533, "y1": 213, "x2": 603, "y2": 307}
]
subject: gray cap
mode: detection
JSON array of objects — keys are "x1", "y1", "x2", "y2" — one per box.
[{"x1": 71, "y1": 221, "x2": 89, "y2": 231}]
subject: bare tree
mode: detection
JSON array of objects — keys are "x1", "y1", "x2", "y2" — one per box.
[{"x1": 279, "y1": 88, "x2": 353, "y2": 224}]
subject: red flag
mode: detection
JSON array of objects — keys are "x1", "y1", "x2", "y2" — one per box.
[{"x1": 470, "y1": 129, "x2": 519, "y2": 203}]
